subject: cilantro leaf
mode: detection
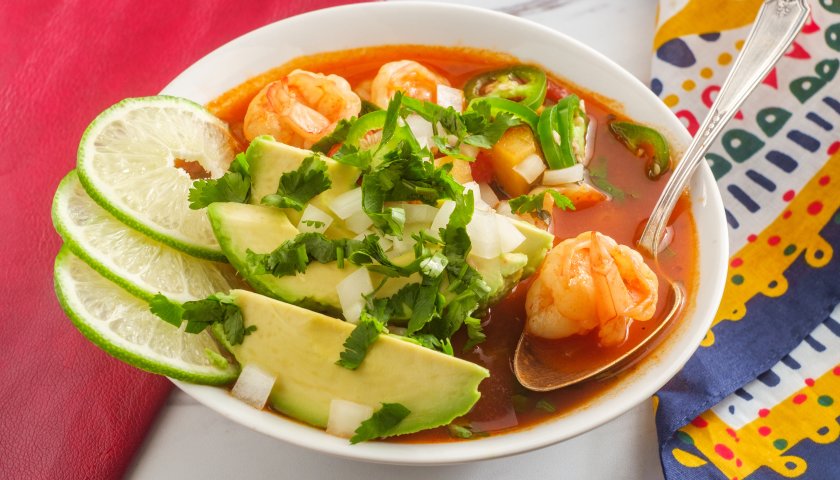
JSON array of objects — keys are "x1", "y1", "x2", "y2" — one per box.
[
  {"x1": 148, "y1": 292, "x2": 255, "y2": 345},
  {"x1": 509, "y1": 189, "x2": 575, "y2": 221},
  {"x1": 188, "y1": 152, "x2": 251, "y2": 209},
  {"x1": 336, "y1": 310, "x2": 385, "y2": 370},
  {"x1": 311, "y1": 118, "x2": 353, "y2": 154},
  {"x1": 260, "y1": 155, "x2": 332, "y2": 211},
  {"x1": 463, "y1": 315, "x2": 486, "y2": 350},
  {"x1": 350, "y1": 403, "x2": 411, "y2": 444},
  {"x1": 589, "y1": 157, "x2": 626, "y2": 201},
  {"x1": 447, "y1": 423, "x2": 488, "y2": 439},
  {"x1": 247, "y1": 233, "x2": 351, "y2": 277}
]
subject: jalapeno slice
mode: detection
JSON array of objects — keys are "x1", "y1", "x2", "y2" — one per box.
[
  {"x1": 464, "y1": 65, "x2": 547, "y2": 110},
  {"x1": 608, "y1": 121, "x2": 671, "y2": 179},
  {"x1": 467, "y1": 97, "x2": 540, "y2": 132},
  {"x1": 537, "y1": 94, "x2": 587, "y2": 170}
]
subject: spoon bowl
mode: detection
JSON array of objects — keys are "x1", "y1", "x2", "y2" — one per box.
[{"x1": 514, "y1": 280, "x2": 684, "y2": 391}]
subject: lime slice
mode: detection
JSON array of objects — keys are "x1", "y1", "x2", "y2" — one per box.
[
  {"x1": 52, "y1": 170, "x2": 243, "y2": 303},
  {"x1": 76, "y1": 96, "x2": 237, "y2": 261},
  {"x1": 54, "y1": 247, "x2": 239, "y2": 384}
]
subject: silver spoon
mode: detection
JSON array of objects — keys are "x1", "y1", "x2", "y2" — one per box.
[{"x1": 514, "y1": 0, "x2": 810, "y2": 391}]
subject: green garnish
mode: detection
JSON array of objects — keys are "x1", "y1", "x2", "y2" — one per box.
[
  {"x1": 350, "y1": 403, "x2": 411, "y2": 444},
  {"x1": 260, "y1": 155, "x2": 332, "y2": 211},
  {"x1": 608, "y1": 121, "x2": 671, "y2": 180},
  {"x1": 188, "y1": 152, "x2": 250, "y2": 209},
  {"x1": 446, "y1": 423, "x2": 488, "y2": 439},
  {"x1": 149, "y1": 292, "x2": 255, "y2": 345},
  {"x1": 509, "y1": 189, "x2": 574, "y2": 222},
  {"x1": 336, "y1": 310, "x2": 386, "y2": 370},
  {"x1": 536, "y1": 399, "x2": 556, "y2": 413},
  {"x1": 589, "y1": 157, "x2": 627, "y2": 201},
  {"x1": 301, "y1": 220, "x2": 326, "y2": 228}
]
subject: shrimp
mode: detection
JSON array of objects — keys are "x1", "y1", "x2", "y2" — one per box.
[
  {"x1": 243, "y1": 69, "x2": 361, "y2": 148},
  {"x1": 371, "y1": 60, "x2": 450, "y2": 108},
  {"x1": 525, "y1": 231, "x2": 658, "y2": 347}
]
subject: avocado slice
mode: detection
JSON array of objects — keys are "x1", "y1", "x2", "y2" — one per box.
[
  {"x1": 247, "y1": 136, "x2": 360, "y2": 238},
  {"x1": 223, "y1": 289, "x2": 489, "y2": 436},
  {"x1": 208, "y1": 202, "x2": 552, "y2": 313},
  {"x1": 207, "y1": 202, "x2": 417, "y2": 313}
]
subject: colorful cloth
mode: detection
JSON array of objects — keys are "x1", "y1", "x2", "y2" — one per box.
[{"x1": 651, "y1": 1, "x2": 840, "y2": 479}]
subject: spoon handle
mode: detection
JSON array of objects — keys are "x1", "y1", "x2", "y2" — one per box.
[{"x1": 638, "y1": 0, "x2": 810, "y2": 256}]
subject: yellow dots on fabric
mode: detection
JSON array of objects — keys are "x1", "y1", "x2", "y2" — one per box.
[
  {"x1": 718, "y1": 53, "x2": 732, "y2": 65},
  {"x1": 682, "y1": 79, "x2": 696, "y2": 91},
  {"x1": 664, "y1": 94, "x2": 680, "y2": 107},
  {"x1": 735, "y1": 39, "x2": 745, "y2": 50},
  {"x1": 701, "y1": 67, "x2": 714, "y2": 79}
]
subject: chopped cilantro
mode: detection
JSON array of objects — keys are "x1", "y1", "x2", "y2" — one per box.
[
  {"x1": 463, "y1": 315, "x2": 486, "y2": 350},
  {"x1": 589, "y1": 156, "x2": 626, "y2": 201},
  {"x1": 247, "y1": 233, "x2": 349, "y2": 277},
  {"x1": 509, "y1": 189, "x2": 575, "y2": 222},
  {"x1": 446, "y1": 423, "x2": 488, "y2": 439},
  {"x1": 149, "y1": 292, "x2": 255, "y2": 346},
  {"x1": 511, "y1": 394, "x2": 530, "y2": 413},
  {"x1": 311, "y1": 118, "x2": 353, "y2": 154},
  {"x1": 448, "y1": 424, "x2": 473, "y2": 439},
  {"x1": 350, "y1": 403, "x2": 411, "y2": 444},
  {"x1": 301, "y1": 219, "x2": 326, "y2": 228},
  {"x1": 336, "y1": 310, "x2": 385, "y2": 370},
  {"x1": 260, "y1": 155, "x2": 332, "y2": 211},
  {"x1": 188, "y1": 152, "x2": 250, "y2": 209},
  {"x1": 536, "y1": 399, "x2": 556, "y2": 413}
]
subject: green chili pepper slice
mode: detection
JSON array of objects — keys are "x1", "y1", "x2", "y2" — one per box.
[
  {"x1": 464, "y1": 65, "x2": 547, "y2": 110},
  {"x1": 346, "y1": 111, "x2": 387, "y2": 147},
  {"x1": 537, "y1": 94, "x2": 587, "y2": 170},
  {"x1": 467, "y1": 97, "x2": 539, "y2": 132},
  {"x1": 608, "y1": 121, "x2": 671, "y2": 179},
  {"x1": 345, "y1": 109, "x2": 419, "y2": 162}
]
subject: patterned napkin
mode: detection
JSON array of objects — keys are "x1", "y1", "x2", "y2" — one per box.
[{"x1": 650, "y1": 1, "x2": 840, "y2": 478}]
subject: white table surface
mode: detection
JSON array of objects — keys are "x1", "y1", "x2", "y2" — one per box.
[{"x1": 127, "y1": 1, "x2": 666, "y2": 478}]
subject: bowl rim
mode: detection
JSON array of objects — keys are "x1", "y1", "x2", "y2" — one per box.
[{"x1": 165, "y1": 1, "x2": 729, "y2": 465}]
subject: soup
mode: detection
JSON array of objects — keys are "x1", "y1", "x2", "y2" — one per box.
[{"x1": 206, "y1": 45, "x2": 697, "y2": 441}]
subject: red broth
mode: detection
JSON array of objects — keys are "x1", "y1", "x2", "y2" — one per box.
[{"x1": 207, "y1": 45, "x2": 698, "y2": 442}]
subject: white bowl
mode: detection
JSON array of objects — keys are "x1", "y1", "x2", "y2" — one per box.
[{"x1": 164, "y1": 1, "x2": 728, "y2": 465}]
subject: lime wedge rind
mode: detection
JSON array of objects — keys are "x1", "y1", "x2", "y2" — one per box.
[
  {"x1": 52, "y1": 171, "x2": 242, "y2": 304},
  {"x1": 75, "y1": 95, "x2": 235, "y2": 262},
  {"x1": 54, "y1": 247, "x2": 239, "y2": 385}
]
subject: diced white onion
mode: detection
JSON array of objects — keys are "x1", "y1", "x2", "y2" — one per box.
[
  {"x1": 388, "y1": 234, "x2": 414, "y2": 256},
  {"x1": 326, "y1": 399, "x2": 374, "y2": 439},
  {"x1": 405, "y1": 114, "x2": 435, "y2": 150},
  {"x1": 297, "y1": 204, "x2": 334, "y2": 234},
  {"x1": 466, "y1": 210, "x2": 501, "y2": 259},
  {"x1": 337, "y1": 267, "x2": 374, "y2": 324},
  {"x1": 430, "y1": 200, "x2": 456, "y2": 235},
  {"x1": 329, "y1": 188, "x2": 363, "y2": 219},
  {"x1": 583, "y1": 115, "x2": 597, "y2": 166},
  {"x1": 436, "y1": 84, "x2": 465, "y2": 112},
  {"x1": 513, "y1": 153, "x2": 546, "y2": 185},
  {"x1": 401, "y1": 203, "x2": 438, "y2": 224},
  {"x1": 345, "y1": 210, "x2": 374, "y2": 234},
  {"x1": 231, "y1": 364, "x2": 276, "y2": 410},
  {"x1": 478, "y1": 182, "x2": 500, "y2": 209},
  {"x1": 496, "y1": 215, "x2": 527, "y2": 252},
  {"x1": 495, "y1": 200, "x2": 517, "y2": 219},
  {"x1": 542, "y1": 164, "x2": 585, "y2": 185},
  {"x1": 462, "y1": 181, "x2": 490, "y2": 211},
  {"x1": 459, "y1": 142, "x2": 479, "y2": 159},
  {"x1": 378, "y1": 236, "x2": 393, "y2": 252}
]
